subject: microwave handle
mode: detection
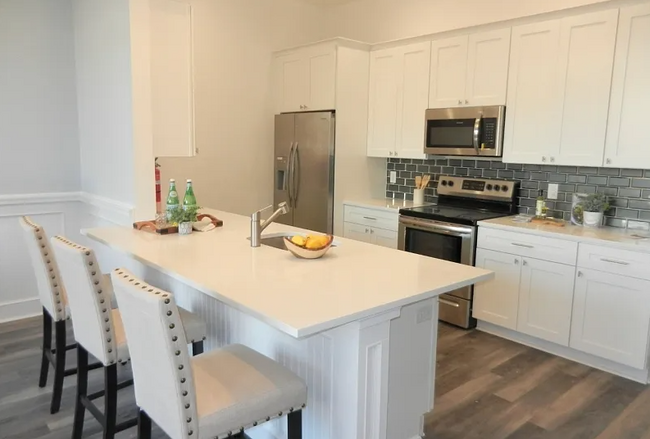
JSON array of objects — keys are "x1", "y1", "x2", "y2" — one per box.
[{"x1": 472, "y1": 117, "x2": 482, "y2": 154}]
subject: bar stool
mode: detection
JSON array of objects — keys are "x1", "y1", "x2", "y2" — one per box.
[
  {"x1": 50, "y1": 236, "x2": 208, "y2": 439},
  {"x1": 19, "y1": 216, "x2": 105, "y2": 414},
  {"x1": 110, "y1": 268, "x2": 307, "y2": 439}
]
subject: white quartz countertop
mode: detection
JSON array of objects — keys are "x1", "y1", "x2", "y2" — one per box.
[
  {"x1": 478, "y1": 216, "x2": 650, "y2": 252},
  {"x1": 344, "y1": 197, "x2": 431, "y2": 212},
  {"x1": 84, "y1": 209, "x2": 492, "y2": 338}
]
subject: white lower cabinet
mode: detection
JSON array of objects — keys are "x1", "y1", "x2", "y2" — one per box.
[
  {"x1": 343, "y1": 222, "x2": 374, "y2": 244},
  {"x1": 570, "y1": 269, "x2": 650, "y2": 370},
  {"x1": 343, "y1": 222, "x2": 398, "y2": 249},
  {"x1": 473, "y1": 249, "x2": 522, "y2": 330},
  {"x1": 517, "y1": 258, "x2": 575, "y2": 346},
  {"x1": 343, "y1": 204, "x2": 399, "y2": 249}
]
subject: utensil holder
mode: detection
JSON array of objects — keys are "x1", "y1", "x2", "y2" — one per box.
[{"x1": 413, "y1": 188, "x2": 425, "y2": 205}]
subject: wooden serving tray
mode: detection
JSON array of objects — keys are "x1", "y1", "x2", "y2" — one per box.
[
  {"x1": 133, "y1": 213, "x2": 223, "y2": 235},
  {"x1": 531, "y1": 217, "x2": 566, "y2": 227}
]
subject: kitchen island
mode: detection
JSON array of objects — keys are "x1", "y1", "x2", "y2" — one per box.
[{"x1": 84, "y1": 209, "x2": 492, "y2": 439}]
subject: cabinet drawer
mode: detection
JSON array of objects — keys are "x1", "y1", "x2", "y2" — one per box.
[
  {"x1": 478, "y1": 227, "x2": 578, "y2": 265},
  {"x1": 343, "y1": 205, "x2": 398, "y2": 232},
  {"x1": 578, "y1": 244, "x2": 650, "y2": 281}
]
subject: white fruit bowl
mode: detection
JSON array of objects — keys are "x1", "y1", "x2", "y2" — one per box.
[{"x1": 283, "y1": 236, "x2": 334, "y2": 259}]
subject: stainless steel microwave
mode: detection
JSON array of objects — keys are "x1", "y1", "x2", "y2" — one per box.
[{"x1": 424, "y1": 105, "x2": 506, "y2": 157}]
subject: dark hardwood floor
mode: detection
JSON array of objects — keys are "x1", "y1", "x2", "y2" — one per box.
[{"x1": 1, "y1": 317, "x2": 649, "y2": 439}]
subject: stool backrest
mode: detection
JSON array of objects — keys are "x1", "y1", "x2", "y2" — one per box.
[
  {"x1": 51, "y1": 236, "x2": 118, "y2": 366},
  {"x1": 19, "y1": 217, "x2": 67, "y2": 321},
  {"x1": 111, "y1": 269, "x2": 199, "y2": 439}
]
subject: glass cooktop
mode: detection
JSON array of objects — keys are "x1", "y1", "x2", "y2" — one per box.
[{"x1": 399, "y1": 205, "x2": 512, "y2": 226}]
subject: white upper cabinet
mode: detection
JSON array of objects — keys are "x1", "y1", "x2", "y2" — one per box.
[
  {"x1": 503, "y1": 20, "x2": 563, "y2": 164},
  {"x1": 465, "y1": 28, "x2": 512, "y2": 107},
  {"x1": 273, "y1": 44, "x2": 336, "y2": 113},
  {"x1": 429, "y1": 29, "x2": 510, "y2": 109},
  {"x1": 367, "y1": 49, "x2": 399, "y2": 158},
  {"x1": 517, "y1": 258, "x2": 575, "y2": 346},
  {"x1": 555, "y1": 10, "x2": 618, "y2": 166},
  {"x1": 473, "y1": 248, "x2": 522, "y2": 330},
  {"x1": 605, "y1": 4, "x2": 650, "y2": 168},
  {"x1": 368, "y1": 42, "x2": 430, "y2": 159},
  {"x1": 150, "y1": 0, "x2": 196, "y2": 157},
  {"x1": 504, "y1": 11, "x2": 618, "y2": 166},
  {"x1": 429, "y1": 36, "x2": 468, "y2": 108}
]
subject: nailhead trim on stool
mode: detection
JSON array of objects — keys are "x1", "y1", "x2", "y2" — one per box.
[{"x1": 52, "y1": 237, "x2": 120, "y2": 366}]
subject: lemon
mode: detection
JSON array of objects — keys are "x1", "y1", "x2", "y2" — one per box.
[
  {"x1": 305, "y1": 235, "x2": 330, "y2": 250},
  {"x1": 291, "y1": 235, "x2": 307, "y2": 247}
]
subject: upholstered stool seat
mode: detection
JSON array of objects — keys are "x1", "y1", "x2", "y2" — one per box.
[
  {"x1": 194, "y1": 344, "x2": 307, "y2": 438},
  {"x1": 110, "y1": 269, "x2": 307, "y2": 439}
]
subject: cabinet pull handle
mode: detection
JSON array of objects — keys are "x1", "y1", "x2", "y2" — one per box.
[
  {"x1": 365, "y1": 228, "x2": 369, "y2": 233},
  {"x1": 550, "y1": 157, "x2": 555, "y2": 163},
  {"x1": 523, "y1": 260, "x2": 528, "y2": 266},
  {"x1": 606, "y1": 158, "x2": 612, "y2": 165},
  {"x1": 370, "y1": 229, "x2": 375, "y2": 234},
  {"x1": 394, "y1": 151, "x2": 398, "y2": 157},
  {"x1": 363, "y1": 216, "x2": 377, "y2": 221},
  {"x1": 465, "y1": 99, "x2": 469, "y2": 104},
  {"x1": 542, "y1": 156, "x2": 547, "y2": 162},
  {"x1": 600, "y1": 258, "x2": 630, "y2": 266},
  {"x1": 439, "y1": 298, "x2": 460, "y2": 308},
  {"x1": 511, "y1": 243, "x2": 534, "y2": 249},
  {"x1": 514, "y1": 259, "x2": 519, "y2": 265},
  {"x1": 458, "y1": 100, "x2": 462, "y2": 105},
  {"x1": 578, "y1": 271, "x2": 583, "y2": 277}
]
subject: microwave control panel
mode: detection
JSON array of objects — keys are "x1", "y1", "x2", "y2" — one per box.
[{"x1": 480, "y1": 118, "x2": 498, "y2": 149}]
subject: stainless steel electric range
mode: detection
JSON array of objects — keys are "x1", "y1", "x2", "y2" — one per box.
[{"x1": 399, "y1": 176, "x2": 519, "y2": 329}]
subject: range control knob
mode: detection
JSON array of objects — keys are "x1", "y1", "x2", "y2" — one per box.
[
  {"x1": 494, "y1": 185, "x2": 501, "y2": 192},
  {"x1": 448, "y1": 180, "x2": 455, "y2": 187},
  {"x1": 501, "y1": 185, "x2": 509, "y2": 192},
  {"x1": 441, "y1": 180, "x2": 448, "y2": 186},
  {"x1": 486, "y1": 184, "x2": 493, "y2": 191}
]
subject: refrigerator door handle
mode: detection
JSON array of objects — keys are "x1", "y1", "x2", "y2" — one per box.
[
  {"x1": 293, "y1": 142, "x2": 301, "y2": 208},
  {"x1": 287, "y1": 142, "x2": 295, "y2": 208}
]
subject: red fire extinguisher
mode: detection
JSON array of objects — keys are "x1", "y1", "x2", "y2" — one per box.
[{"x1": 155, "y1": 158, "x2": 162, "y2": 218}]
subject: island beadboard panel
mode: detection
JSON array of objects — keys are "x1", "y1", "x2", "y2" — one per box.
[{"x1": 386, "y1": 158, "x2": 650, "y2": 228}]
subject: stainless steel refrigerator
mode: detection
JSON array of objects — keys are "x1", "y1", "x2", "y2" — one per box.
[{"x1": 274, "y1": 112, "x2": 335, "y2": 234}]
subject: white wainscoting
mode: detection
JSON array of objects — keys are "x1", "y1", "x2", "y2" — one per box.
[{"x1": 0, "y1": 191, "x2": 134, "y2": 323}]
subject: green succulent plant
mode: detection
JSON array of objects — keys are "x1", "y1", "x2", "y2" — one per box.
[{"x1": 168, "y1": 205, "x2": 201, "y2": 224}]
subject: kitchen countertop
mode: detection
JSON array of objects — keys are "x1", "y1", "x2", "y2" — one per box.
[
  {"x1": 478, "y1": 216, "x2": 650, "y2": 252},
  {"x1": 343, "y1": 197, "x2": 431, "y2": 212},
  {"x1": 84, "y1": 209, "x2": 492, "y2": 338}
]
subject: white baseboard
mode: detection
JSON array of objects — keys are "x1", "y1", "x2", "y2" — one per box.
[
  {"x1": 0, "y1": 298, "x2": 41, "y2": 323},
  {"x1": 477, "y1": 321, "x2": 649, "y2": 384}
]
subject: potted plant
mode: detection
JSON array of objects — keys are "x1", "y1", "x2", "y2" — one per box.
[
  {"x1": 169, "y1": 205, "x2": 201, "y2": 235},
  {"x1": 581, "y1": 194, "x2": 609, "y2": 228}
]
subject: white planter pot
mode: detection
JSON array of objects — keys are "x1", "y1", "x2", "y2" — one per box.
[
  {"x1": 178, "y1": 222, "x2": 193, "y2": 235},
  {"x1": 583, "y1": 211, "x2": 604, "y2": 228}
]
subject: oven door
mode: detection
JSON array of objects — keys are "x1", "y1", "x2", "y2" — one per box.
[{"x1": 398, "y1": 216, "x2": 477, "y2": 328}]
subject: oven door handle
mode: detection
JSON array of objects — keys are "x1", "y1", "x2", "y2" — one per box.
[
  {"x1": 399, "y1": 217, "x2": 474, "y2": 237},
  {"x1": 472, "y1": 116, "x2": 482, "y2": 154}
]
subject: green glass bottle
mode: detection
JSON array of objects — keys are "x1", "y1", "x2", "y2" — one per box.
[
  {"x1": 166, "y1": 179, "x2": 180, "y2": 222},
  {"x1": 182, "y1": 179, "x2": 197, "y2": 211}
]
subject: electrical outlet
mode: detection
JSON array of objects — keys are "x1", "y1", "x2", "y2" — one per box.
[
  {"x1": 416, "y1": 305, "x2": 433, "y2": 324},
  {"x1": 547, "y1": 183, "x2": 559, "y2": 200},
  {"x1": 390, "y1": 171, "x2": 397, "y2": 184}
]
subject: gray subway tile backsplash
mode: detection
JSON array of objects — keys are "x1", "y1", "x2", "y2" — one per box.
[{"x1": 386, "y1": 158, "x2": 650, "y2": 228}]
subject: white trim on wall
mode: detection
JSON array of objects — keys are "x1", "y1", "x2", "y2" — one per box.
[
  {"x1": 80, "y1": 192, "x2": 134, "y2": 226},
  {"x1": 0, "y1": 192, "x2": 82, "y2": 206},
  {"x1": 0, "y1": 298, "x2": 41, "y2": 324}
]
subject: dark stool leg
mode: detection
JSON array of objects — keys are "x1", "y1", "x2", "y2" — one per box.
[
  {"x1": 288, "y1": 410, "x2": 302, "y2": 439},
  {"x1": 38, "y1": 309, "x2": 52, "y2": 388},
  {"x1": 50, "y1": 320, "x2": 67, "y2": 414},
  {"x1": 137, "y1": 409, "x2": 152, "y2": 439},
  {"x1": 191, "y1": 340, "x2": 204, "y2": 356},
  {"x1": 103, "y1": 364, "x2": 118, "y2": 439},
  {"x1": 72, "y1": 346, "x2": 89, "y2": 439}
]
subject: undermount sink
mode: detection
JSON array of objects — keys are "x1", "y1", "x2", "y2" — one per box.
[{"x1": 247, "y1": 234, "x2": 291, "y2": 251}]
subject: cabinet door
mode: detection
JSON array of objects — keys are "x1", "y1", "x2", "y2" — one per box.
[
  {"x1": 503, "y1": 20, "x2": 562, "y2": 164},
  {"x1": 396, "y1": 42, "x2": 430, "y2": 160},
  {"x1": 150, "y1": 0, "x2": 196, "y2": 157},
  {"x1": 367, "y1": 48, "x2": 399, "y2": 158},
  {"x1": 473, "y1": 249, "x2": 522, "y2": 330},
  {"x1": 517, "y1": 258, "x2": 575, "y2": 346},
  {"x1": 273, "y1": 52, "x2": 306, "y2": 113},
  {"x1": 429, "y1": 36, "x2": 468, "y2": 109},
  {"x1": 371, "y1": 227, "x2": 398, "y2": 249},
  {"x1": 604, "y1": 4, "x2": 650, "y2": 168},
  {"x1": 343, "y1": 222, "x2": 374, "y2": 244},
  {"x1": 570, "y1": 269, "x2": 650, "y2": 369},
  {"x1": 555, "y1": 11, "x2": 618, "y2": 166},
  {"x1": 305, "y1": 46, "x2": 336, "y2": 111},
  {"x1": 465, "y1": 28, "x2": 511, "y2": 107}
]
